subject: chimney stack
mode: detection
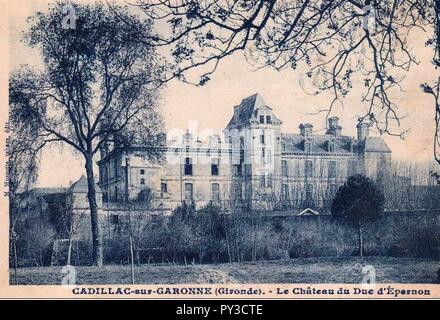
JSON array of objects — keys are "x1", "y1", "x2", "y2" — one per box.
[
  {"x1": 326, "y1": 116, "x2": 342, "y2": 136},
  {"x1": 357, "y1": 121, "x2": 370, "y2": 142},
  {"x1": 299, "y1": 123, "x2": 313, "y2": 137}
]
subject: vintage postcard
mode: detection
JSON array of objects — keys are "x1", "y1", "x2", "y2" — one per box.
[{"x1": 0, "y1": 0, "x2": 439, "y2": 300}]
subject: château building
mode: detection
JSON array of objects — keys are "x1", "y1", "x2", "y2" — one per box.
[{"x1": 97, "y1": 94, "x2": 392, "y2": 214}]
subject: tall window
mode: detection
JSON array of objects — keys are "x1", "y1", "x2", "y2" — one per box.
[
  {"x1": 160, "y1": 182, "x2": 167, "y2": 198},
  {"x1": 260, "y1": 131, "x2": 265, "y2": 144},
  {"x1": 211, "y1": 183, "x2": 220, "y2": 203},
  {"x1": 260, "y1": 174, "x2": 266, "y2": 187},
  {"x1": 306, "y1": 184, "x2": 314, "y2": 202},
  {"x1": 348, "y1": 160, "x2": 357, "y2": 177},
  {"x1": 330, "y1": 184, "x2": 338, "y2": 196},
  {"x1": 267, "y1": 173, "x2": 273, "y2": 188},
  {"x1": 282, "y1": 160, "x2": 288, "y2": 176},
  {"x1": 233, "y1": 164, "x2": 242, "y2": 177},
  {"x1": 211, "y1": 158, "x2": 219, "y2": 176},
  {"x1": 234, "y1": 184, "x2": 242, "y2": 200},
  {"x1": 328, "y1": 161, "x2": 337, "y2": 179},
  {"x1": 140, "y1": 178, "x2": 145, "y2": 185},
  {"x1": 281, "y1": 184, "x2": 288, "y2": 200},
  {"x1": 259, "y1": 115, "x2": 265, "y2": 124},
  {"x1": 305, "y1": 160, "x2": 313, "y2": 178},
  {"x1": 184, "y1": 183, "x2": 193, "y2": 201},
  {"x1": 184, "y1": 157, "x2": 193, "y2": 175},
  {"x1": 306, "y1": 184, "x2": 313, "y2": 205}
]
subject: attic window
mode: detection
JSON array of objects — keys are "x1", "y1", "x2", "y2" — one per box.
[
  {"x1": 259, "y1": 115, "x2": 265, "y2": 124},
  {"x1": 304, "y1": 141, "x2": 311, "y2": 153},
  {"x1": 327, "y1": 141, "x2": 335, "y2": 153},
  {"x1": 266, "y1": 115, "x2": 272, "y2": 124}
]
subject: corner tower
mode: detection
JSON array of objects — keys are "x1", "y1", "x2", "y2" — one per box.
[{"x1": 225, "y1": 94, "x2": 282, "y2": 206}]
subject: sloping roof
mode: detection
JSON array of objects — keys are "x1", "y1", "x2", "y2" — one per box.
[
  {"x1": 281, "y1": 133, "x2": 356, "y2": 154},
  {"x1": 298, "y1": 208, "x2": 320, "y2": 216},
  {"x1": 29, "y1": 187, "x2": 67, "y2": 195},
  {"x1": 69, "y1": 175, "x2": 102, "y2": 194},
  {"x1": 363, "y1": 137, "x2": 391, "y2": 153},
  {"x1": 226, "y1": 93, "x2": 282, "y2": 129}
]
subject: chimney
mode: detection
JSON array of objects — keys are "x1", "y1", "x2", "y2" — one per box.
[
  {"x1": 299, "y1": 123, "x2": 313, "y2": 137},
  {"x1": 183, "y1": 131, "x2": 193, "y2": 146},
  {"x1": 357, "y1": 121, "x2": 370, "y2": 142},
  {"x1": 326, "y1": 117, "x2": 342, "y2": 136}
]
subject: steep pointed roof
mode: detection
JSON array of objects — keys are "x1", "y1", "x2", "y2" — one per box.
[
  {"x1": 69, "y1": 175, "x2": 102, "y2": 194},
  {"x1": 226, "y1": 93, "x2": 281, "y2": 129}
]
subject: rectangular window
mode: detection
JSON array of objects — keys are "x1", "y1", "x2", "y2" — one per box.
[
  {"x1": 140, "y1": 169, "x2": 145, "y2": 175},
  {"x1": 267, "y1": 149, "x2": 272, "y2": 164},
  {"x1": 233, "y1": 164, "x2": 242, "y2": 177},
  {"x1": 306, "y1": 184, "x2": 314, "y2": 202},
  {"x1": 260, "y1": 174, "x2": 266, "y2": 187},
  {"x1": 259, "y1": 115, "x2": 265, "y2": 124},
  {"x1": 305, "y1": 142, "x2": 311, "y2": 153},
  {"x1": 211, "y1": 158, "x2": 219, "y2": 176},
  {"x1": 160, "y1": 182, "x2": 167, "y2": 198},
  {"x1": 211, "y1": 183, "x2": 220, "y2": 203},
  {"x1": 328, "y1": 161, "x2": 337, "y2": 179},
  {"x1": 266, "y1": 115, "x2": 272, "y2": 124},
  {"x1": 348, "y1": 160, "x2": 357, "y2": 177},
  {"x1": 260, "y1": 174, "x2": 266, "y2": 188},
  {"x1": 267, "y1": 173, "x2": 273, "y2": 188},
  {"x1": 111, "y1": 214, "x2": 119, "y2": 225},
  {"x1": 330, "y1": 184, "x2": 338, "y2": 195},
  {"x1": 282, "y1": 184, "x2": 288, "y2": 200},
  {"x1": 260, "y1": 132, "x2": 265, "y2": 144},
  {"x1": 234, "y1": 184, "x2": 242, "y2": 200},
  {"x1": 184, "y1": 157, "x2": 193, "y2": 176},
  {"x1": 184, "y1": 183, "x2": 193, "y2": 201},
  {"x1": 305, "y1": 160, "x2": 313, "y2": 178},
  {"x1": 282, "y1": 160, "x2": 288, "y2": 177},
  {"x1": 140, "y1": 178, "x2": 145, "y2": 185}
]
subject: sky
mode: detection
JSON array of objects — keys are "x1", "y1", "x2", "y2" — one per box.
[{"x1": 7, "y1": 0, "x2": 439, "y2": 187}]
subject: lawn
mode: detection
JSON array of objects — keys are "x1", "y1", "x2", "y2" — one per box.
[{"x1": 10, "y1": 257, "x2": 440, "y2": 285}]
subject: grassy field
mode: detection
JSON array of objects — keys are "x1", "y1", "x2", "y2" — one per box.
[{"x1": 10, "y1": 257, "x2": 440, "y2": 285}]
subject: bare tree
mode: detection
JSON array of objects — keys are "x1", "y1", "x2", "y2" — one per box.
[
  {"x1": 9, "y1": 2, "x2": 163, "y2": 266},
  {"x1": 134, "y1": 0, "x2": 440, "y2": 167}
]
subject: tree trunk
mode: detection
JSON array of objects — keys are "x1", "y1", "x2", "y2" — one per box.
[
  {"x1": 12, "y1": 239, "x2": 18, "y2": 285},
  {"x1": 85, "y1": 155, "x2": 103, "y2": 267},
  {"x1": 129, "y1": 233, "x2": 135, "y2": 284},
  {"x1": 67, "y1": 239, "x2": 73, "y2": 266},
  {"x1": 358, "y1": 221, "x2": 363, "y2": 258}
]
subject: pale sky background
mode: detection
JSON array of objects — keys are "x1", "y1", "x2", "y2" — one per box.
[{"x1": 7, "y1": 0, "x2": 439, "y2": 187}]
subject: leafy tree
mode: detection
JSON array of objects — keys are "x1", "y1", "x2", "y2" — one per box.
[
  {"x1": 331, "y1": 174, "x2": 384, "y2": 257},
  {"x1": 9, "y1": 2, "x2": 163, "y2": 266}
]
